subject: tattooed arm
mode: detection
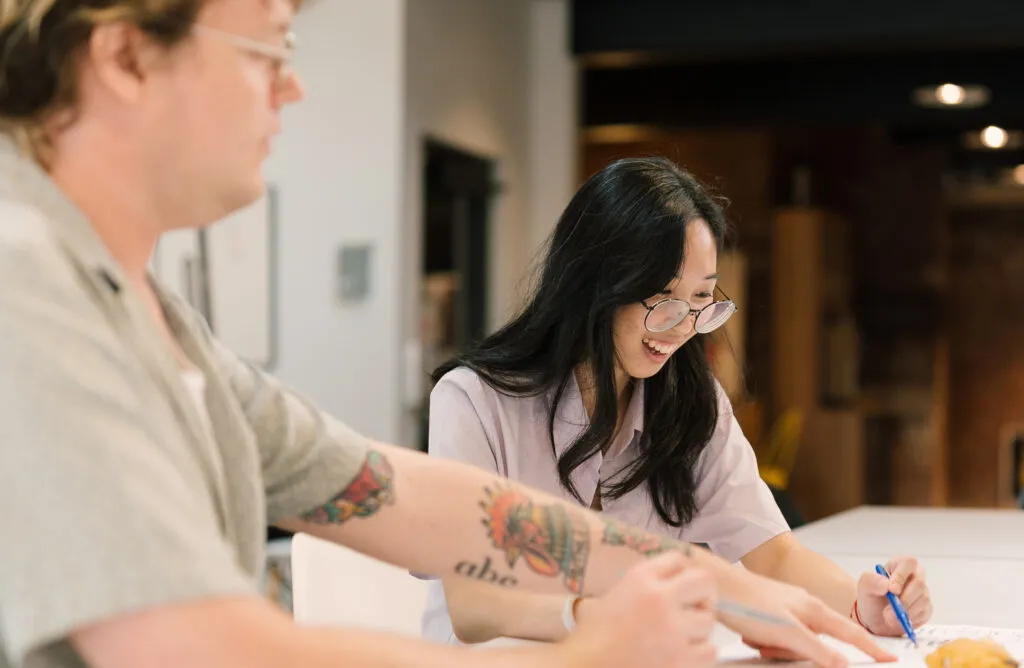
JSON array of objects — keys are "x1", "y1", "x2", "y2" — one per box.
[
  {"x1": 278, "y1": 443, "x2": 679, "y2": 599},
  {"x1": 276, "y1": 444, "x2": 890, "y2": 666}
]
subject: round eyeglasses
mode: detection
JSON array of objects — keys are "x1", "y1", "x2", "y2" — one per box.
[{"x1": 639, "y1": 290, "x2": 738, "y2": 334}]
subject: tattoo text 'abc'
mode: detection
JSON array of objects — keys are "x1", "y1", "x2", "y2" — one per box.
[{"x1": 454, "y1": 556, "x2": 518, "y2": 587}]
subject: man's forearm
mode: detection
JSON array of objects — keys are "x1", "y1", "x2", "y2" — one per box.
[
  {"x1": 290, "y1": 622, "x2": 566, "y2": 668},
  {"x1": 73, "y1": 596, "x2": 570, "y2": 668},
  {"x1": 278, "y1": 443, "x2": 734, "y2": 600}
]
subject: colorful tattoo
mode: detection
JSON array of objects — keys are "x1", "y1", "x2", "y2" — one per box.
[
  {"x1": 602, "y1": 518, "x2": 690, "y2": 557},
  {"x1": 479, "y1": 484, "x2": 590, "y2": 594},
  {"x1": 301, "y1": 450, "x2": 395, "y2": 524}
]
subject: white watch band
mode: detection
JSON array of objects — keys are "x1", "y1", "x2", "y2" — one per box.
[{"x1": 561, "y1": 595, "x2": 579, "y2": 632}]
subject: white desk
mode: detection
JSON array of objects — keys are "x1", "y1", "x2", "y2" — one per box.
[{"x1": 794, "y1": 506, "x2": 1024, "y2": 560}]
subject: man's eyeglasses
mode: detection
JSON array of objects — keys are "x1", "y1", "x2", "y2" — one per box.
[
  {"x1": 639, "y1": 288, "x2": 737, "y2": 334},
  {"x1": 192, "y1": 24, "x2": 296, "y2": 88}
]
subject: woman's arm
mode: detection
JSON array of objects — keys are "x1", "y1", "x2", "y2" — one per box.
[
  {"x1": 742, "y1": 533, "x2": 856, "y2": 614},
  {"x1": 443, "y1": 576, "x2": 576, "y2": 644},
  {"x1": 444, "y1": 575, "x2": 614, "y2": 645}
]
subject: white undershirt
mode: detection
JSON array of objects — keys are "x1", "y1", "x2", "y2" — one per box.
[{"x1": 181, "y1": 369, "x2": 215, "y2": 438}]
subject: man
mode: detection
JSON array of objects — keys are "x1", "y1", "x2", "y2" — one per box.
[{"x1": 0, "y1": 1, "x2": 892, "y2": 667}]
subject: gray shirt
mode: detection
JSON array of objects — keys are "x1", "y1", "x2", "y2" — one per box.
[{"x1": 0, "y1": 137, "x2": 371, "y2": 667}]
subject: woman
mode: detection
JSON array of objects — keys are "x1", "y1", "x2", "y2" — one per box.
[{"x1": 422, "y1": 157, "x2": 933, "y2": 647}]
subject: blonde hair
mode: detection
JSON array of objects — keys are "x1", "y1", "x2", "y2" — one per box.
[{"x1": 0, "y1": 0, "x2": 211, "y2": 161}]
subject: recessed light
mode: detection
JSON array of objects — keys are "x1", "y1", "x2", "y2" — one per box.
[
  {"x1": 962, "y1": 126, "x2": 1020, "y2": 150},
  {"x1": 913, "y1": 83, "x2": 990, "y2": 108},
  {"x1": 937, "y1": 84, "x2": 965, "y2": 105},
  {"x1": 982, "y1": 125, "x2": 1008, "y2": 149}
]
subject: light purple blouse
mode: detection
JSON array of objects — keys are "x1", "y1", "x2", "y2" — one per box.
[{"x1": 420, "y1": 366, "x2": 788, "y2": 644}]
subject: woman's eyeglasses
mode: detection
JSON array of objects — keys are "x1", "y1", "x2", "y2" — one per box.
[{"x1": 639, "y1": 288, "x2": 737, "y2": 334}]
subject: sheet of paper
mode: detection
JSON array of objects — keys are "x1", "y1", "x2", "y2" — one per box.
[{"x1": 716, "y1": 624, "x2": 1024, "y2": 666}]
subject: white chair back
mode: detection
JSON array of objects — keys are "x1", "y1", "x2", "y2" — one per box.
[{"x1": 290, "y1": 532, "x2": 430, "y2": 637}]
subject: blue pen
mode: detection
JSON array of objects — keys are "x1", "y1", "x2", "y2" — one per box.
[{"x1": 875, "y1": 564, "x2": 918, "y2": 647}]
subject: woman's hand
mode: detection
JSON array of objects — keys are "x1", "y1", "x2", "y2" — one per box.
[
  {"x1": 855, "y1": 556, "x2": 932, "y2": 636},
  {"x1": 719, "y1": 568, "x2": 897, "y2": 668}
]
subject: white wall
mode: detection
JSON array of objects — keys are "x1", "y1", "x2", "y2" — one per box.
[
  {"x1": 401, "y1": 0, "x2": 577, "y2": 444},
  {"x1": 262, "y1": 0, "x2": 406, "y2": 442},
  {"x1": 403, "y1": 0, "x2": 531, "y2": 336}
]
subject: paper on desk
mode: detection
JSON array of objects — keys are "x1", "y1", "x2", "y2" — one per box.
[{"x1": 716, "y1": 624, "x2": 1024, "y2": 666}]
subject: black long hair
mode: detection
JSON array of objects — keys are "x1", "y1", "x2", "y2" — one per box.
[{"x1": 433, "y1": 157, "x2": 729, "y2": 527}]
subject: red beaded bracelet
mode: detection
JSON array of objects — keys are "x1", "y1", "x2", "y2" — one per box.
[{"x1": 851, "y1": 599, "x2": 871, "y2": 632}]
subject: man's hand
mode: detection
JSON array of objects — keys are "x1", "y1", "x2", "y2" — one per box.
[
  {"x1": 561, "y1": 553, "x2": 717, "y2": 668},
  {"x1": 728, "y1": 573, "x2": 898, "y2": 668}
]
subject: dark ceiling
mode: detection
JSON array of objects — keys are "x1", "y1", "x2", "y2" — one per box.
[
  {"x1": 571, "y1": 0, "x2": 1024, "y2": 171},
  {"x1": 572, "y1": 0, "x2": 1024, "y2": 59}
]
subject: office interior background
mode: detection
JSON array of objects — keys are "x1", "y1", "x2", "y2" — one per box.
[{"x1": 160, "y1": 0, "x2": 1024, "y2": 527}]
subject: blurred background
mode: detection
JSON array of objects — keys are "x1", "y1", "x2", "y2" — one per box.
[
  {"x1": 574, "y1": 0, "x2": 1024, "y2": 523},
  {"x1": 159, "y1": 0, "x2": 1024, "y2": 527}
]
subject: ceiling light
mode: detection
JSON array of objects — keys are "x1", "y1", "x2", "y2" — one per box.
[
  {"x1": 913, "y1": 83, "x2": 990, "y2": 108},
  {"x1": 938, "y1": 84, "x2": 965, "y2": 105},
  {"x1": 982, "y1": 125, "x2": 1009, "y2": 149},
  {"x1": 1012, "y1": 165, "x2": 1024, "y2": 185},
  {"x1": 962, "y1": 126, "x2": 1022, "y2": 150}
]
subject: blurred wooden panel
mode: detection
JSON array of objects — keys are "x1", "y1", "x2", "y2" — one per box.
[
  {"x1": 771, "y1": 208, "x2": 823, "y2": 413},
  {"x1": 789, "y1": 409, "x2": 865, "y2": 521}
]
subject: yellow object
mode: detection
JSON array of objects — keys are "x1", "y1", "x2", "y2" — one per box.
[
  {"x1": 756, "y1": 408, "x2": 804, "y2": 491},
  {"x1": 925, "y1": 638, "x2": 1019, "y2": 668},
  {"x1": 1018, "y1": 442, "x2": 1024, "y2": 505}
]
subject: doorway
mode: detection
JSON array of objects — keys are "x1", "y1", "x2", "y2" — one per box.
[{"x1": 417, "y1": 140, "x2": 497, "y2": 449}]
